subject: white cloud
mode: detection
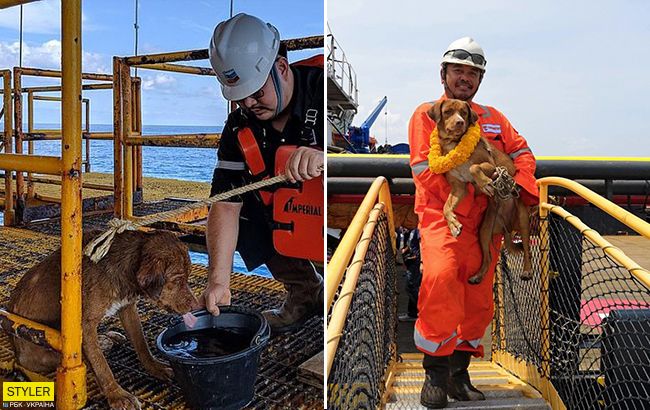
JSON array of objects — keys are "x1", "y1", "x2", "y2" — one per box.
[
  {"x1": 0, "y1": 0, "x2": 95, "y2": 35},
  {"x1": 0, "y1": 0, "x2": 59, "y2": 34},
  {"x1": 142, "y1": 73, "x2": 177, "y2": 91},
  {"x1": 328, "y1": 0, "x2": 650, "y2": 156},
  {"x1": 0, "y1": 39, "x2": 110, "y2": 73}
]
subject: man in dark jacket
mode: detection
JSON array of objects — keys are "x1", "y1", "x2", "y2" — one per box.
[{"x1": 202, "y1": 13, "x2": 324, "y2": 334}]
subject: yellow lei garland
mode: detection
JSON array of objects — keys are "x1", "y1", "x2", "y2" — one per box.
[{"x1": 428, "y1": 123, "x2": 482, "y2": 174}]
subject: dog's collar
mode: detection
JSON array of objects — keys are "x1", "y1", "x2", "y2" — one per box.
[{"x1": 428, "y1": 123, "x2": 482, "y2": 174}]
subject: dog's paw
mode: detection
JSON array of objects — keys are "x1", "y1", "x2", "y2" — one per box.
[
  {"x1": 145, "y1": 360, "x2": 174, "y2": 382},
  {"x1": 446, "y1": 219, "x2": 463, "y2": 237},
  {"x1": 520, "y1": 270, "x2": 533, "y2": 280},
  {"x1": 480, "y1": 183, "x2": 495, "y2": 197},
  {"x1": 468, "y1": 274, "x2": 483, "y2": 285},
  {"x1": 107, "y1": 390, "x2": 141, "y2": 410},
  {"x1": 98, "y1": 331, "x2": 128, "y2": 352}
]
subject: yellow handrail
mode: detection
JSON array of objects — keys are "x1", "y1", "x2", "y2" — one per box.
[
  {"x1": 542, "y1": 203, "x2": 650, "y2": 290},
  {"x1": 538, "y1": 176, "x2": 650, "y2": 239},
  {"x1": 326, "y1": 203, "x2": 384, "y2": 379},
  {"x1": 326, "y1": 176, "x2": 395, "y2": 312}
]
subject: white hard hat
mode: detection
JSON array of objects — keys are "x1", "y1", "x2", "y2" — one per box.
[
  {"x1": 209, "y1": 13, "x2": 280, "y2": 101},
  {"x1": 441, "y1": 37, "x2": 487, "y2": 71}
]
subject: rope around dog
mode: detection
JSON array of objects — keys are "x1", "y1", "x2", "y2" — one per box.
[
  {"x1": 84, "y1": 171, "x2": 317, "y2": 263},
  {"x1": 489, "y1": 166, "x2": 520, "y2": 200}
]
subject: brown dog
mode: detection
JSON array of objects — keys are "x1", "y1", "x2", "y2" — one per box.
[
  {"x1": 428, "y1": 99, "x2": 532, "y2": 284},
  {"x1": 8, "y1": 230, "x2": 199, "y2": 410}
]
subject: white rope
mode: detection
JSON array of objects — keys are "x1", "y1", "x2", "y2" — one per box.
[{"x1": 84, "y1": 168, "x2": 322, "y2": 263}]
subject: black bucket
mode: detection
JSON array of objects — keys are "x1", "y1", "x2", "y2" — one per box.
[{"x1": 156, "y1": 306, "x2": 270, "y2": 410}]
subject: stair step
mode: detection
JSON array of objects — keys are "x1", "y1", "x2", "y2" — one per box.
[
  {"x1": 391, "y1": 385, "x2": 525, "y2": 400},
  {"x1": 396, "y1": 369, "x2": 504, "y2": 378},
  {"x1": 385, "y1": 397, "x2": 551, "y2": 409},
  {"x1": 393, "y1": 376, "x2": 511, "y2": 387}
]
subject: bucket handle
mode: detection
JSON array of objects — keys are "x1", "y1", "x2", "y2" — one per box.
[{"x1": 250, "y1": 316, "x2": 270, "y2": 347}]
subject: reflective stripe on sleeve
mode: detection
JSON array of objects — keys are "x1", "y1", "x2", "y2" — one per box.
[
  {"x1": 509, "y1": 147, "x2": 532, "y2": 160},
  {"x1": 216, "y1": 160, "x2": 246, "y2": 171},
  {"x1": 411, "y1": 160, "x2": 428, "y2": 176}
]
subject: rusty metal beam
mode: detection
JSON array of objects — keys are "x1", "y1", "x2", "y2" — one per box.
[
  {"x1": 13, "y1": 67, "x2": 25, "y2": 215},
  {"x1": 122, "y1": 62, "x2": 134, "y2": 218},
  {"x1": 17, "y1": 66, "x2": 113, "y2": 82},
  {"x1": 2, "y1": 70, "x2": 14, "y2": 225},
  {"x1": 137, "y1": 63, "x2": 215, "y2": 76},
  {"x1": 0, "y1": 0, "x2": 40, "y2": 9},
  {"x1": 124, "y1": 134, "x2": 221, "y2": 148},
  {"x1": 23, "y1": 132, "x2": 113, "y2": 141},
  {"x1": 113, "y1": 57, "x2": 123, "y2": 218},
  {"x1": 20, "y1": 83, "x2": 113, "y2": 93},
  {"x1": 0, "y1": 309, "x2": 62, "y2": 351},
  {"x1": 123, "y1": 36, "x2": 324, "y2": 66},
  {"x1": 29, "y1": 175, "x2": 113, "y2": 191}
]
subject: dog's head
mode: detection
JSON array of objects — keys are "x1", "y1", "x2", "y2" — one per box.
[
  {"x1": 135, "y1": 231, "x2": 199, "y2": 314},
  {"x1": 427, "y1": 99, "x2": 478, "y2": 141}
]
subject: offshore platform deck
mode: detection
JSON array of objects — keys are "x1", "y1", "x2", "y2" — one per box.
[{"x1": 0, "y1": 200, "x2": 324, "y2": 409}]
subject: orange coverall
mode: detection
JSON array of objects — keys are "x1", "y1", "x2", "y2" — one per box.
[{"x1": 409, "y1": 96, "x2": 539, "y2": 358}]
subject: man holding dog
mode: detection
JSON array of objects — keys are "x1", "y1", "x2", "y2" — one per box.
[
  {"x1": 201, "y1": 13, "x2": 324, "y2": 334},
  {"x1": 408, "y1": 37, "x2": 539, "y2": 408}
]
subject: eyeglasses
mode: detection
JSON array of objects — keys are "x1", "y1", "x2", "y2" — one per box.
[
  {"x1": 444, "y1": 49, "x2": 486, "y2": 67},
  {"x1": 237, "y1": 87, "x2": 265, "y2": 104}
]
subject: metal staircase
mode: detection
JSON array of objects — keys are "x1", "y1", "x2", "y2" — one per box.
[{"x1": 385, "y1": 354, "x2": 551, "y2": 409}]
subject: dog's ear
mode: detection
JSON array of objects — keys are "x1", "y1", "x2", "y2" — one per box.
[
  {"x1": 466, "y1": 101, "x2": 478, "y2": 125},
  {"x1": 427, "y1": 100, "x2": 443, "y2": 123},
  {"x1": 136, "y1": 255, "x2": 166, "y2": 299}
]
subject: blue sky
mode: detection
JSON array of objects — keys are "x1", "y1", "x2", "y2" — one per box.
[
  {"x1": 329, "y1": 0, "x2": 650, "y2": 156},
  {"x1": 0, "y1": 0, "x2": 323, "y2": 127}
]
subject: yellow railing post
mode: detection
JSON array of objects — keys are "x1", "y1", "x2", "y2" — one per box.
[
  {"x1": 538, "y1": 183, "x2": 551, "y2": 389},
  {"x1": 2, "y1": 70, "x2": 15, "y2": 225},
  {"x1": 121, "y1": 63, "x2": 133, "y2": 218},
  {"x1": 134, "y1": 78, "x2": 143, "y2": 192},
  {"x1": 13, "y1": 67, "x2": 24, "y2": 218},
  {"x1": 112, "y1": 57, "x2": 123, "y2": 218},
  {"x1": 84, "y1": 98, "x2": 90, "y2": 172},
  {"x1": 27, "y1": 91, "x2": 34, "y2": 199},
  {"x1": 56, "y1": 0, "x2": 87, "y2": 407}
]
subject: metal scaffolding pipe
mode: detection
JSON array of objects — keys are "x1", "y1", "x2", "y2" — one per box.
[
  {"x1": 2, "y1": 70, "x2": 14, "y2": 225},
  {"x1": 124, "y1": 134, "x2": 221, "y2": 148},
  {"x1": 0, "y1": 154, "x2": 61, "y2": 174},
  {"x1": 123, "y1": 36, "x2": 324, "y2": 66},
  {"x1": 57, "y1": 0, "x2": 87, "y2": 406},
  {"x1": 17, "y1": 66, "x2": 113, "y2": 81},
  {"x1": 137, "y1": 62, "x2": 215, "y2": 76},
  {"x1": 20, "y1": 83, "x2": 113, "y2": 92}
]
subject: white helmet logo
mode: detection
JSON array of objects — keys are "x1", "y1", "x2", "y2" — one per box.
[{"x1": 223, "y1": 69, "x2": 240, "y2": 85}]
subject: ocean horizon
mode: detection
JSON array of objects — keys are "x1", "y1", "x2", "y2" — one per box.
[{"x1": 0, "y1": 123, "x2": 271, "y2": 277}]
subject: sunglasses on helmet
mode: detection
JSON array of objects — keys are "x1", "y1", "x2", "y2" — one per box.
[{"x1": 444, "y1": 49, "x2": 486, "y2": 67}]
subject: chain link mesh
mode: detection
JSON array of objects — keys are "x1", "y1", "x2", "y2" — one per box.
[
  {"x1": 494, "y1": 210, "x2": 650, "y2": 409},
  {"x1": 328, "y1": 212, "x2": 398, "y2": 409}
]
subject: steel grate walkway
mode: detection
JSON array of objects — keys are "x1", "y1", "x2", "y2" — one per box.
[{"x1": 0, "y1": 224, "x2": 323, "y2": 409}]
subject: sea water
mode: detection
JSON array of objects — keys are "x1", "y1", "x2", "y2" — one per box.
[{"x1": 1, "y1": 124, "x2": 271, "y2": 277}]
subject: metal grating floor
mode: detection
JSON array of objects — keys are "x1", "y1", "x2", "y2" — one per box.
[
  {"x1": 0, "y1": 213, "x2": 323, "y2": 409},
  {"x1": 386, "y1": 353, "x2": 549, "y2": 409}
]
